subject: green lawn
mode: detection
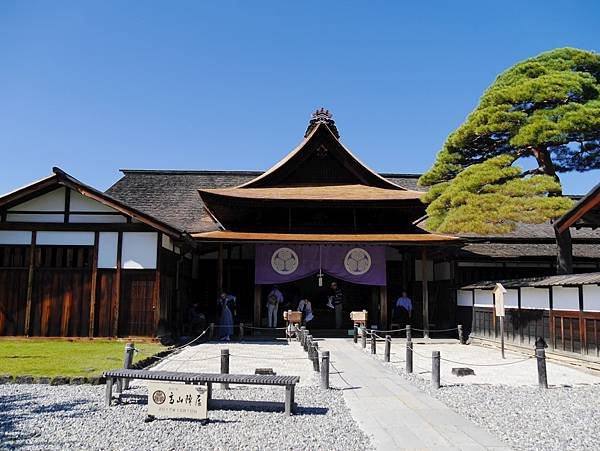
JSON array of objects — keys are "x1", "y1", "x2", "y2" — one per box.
[{"x1": 0, "y1": 340, "x2": 167, "y2": 377}]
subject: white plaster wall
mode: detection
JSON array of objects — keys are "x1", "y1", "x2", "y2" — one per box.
[
  {"x1": 8, "y1": 187, "x2": 65, "y2": 211},
  {"x1": 521, "y1": 287, "x2": 550, "y2": 310},
  {"x1": 583, "y1": 285, "x2": 600, "y2": 312},
  {"x1": 6, "y1": 213, "x2": 64, "y2": 223},
  {"x1": 98, "y1": 232, "x2": 118, "y2": 269},
  {"x1": 474, "y1": 289, "x2": 493, "y2": 307},
  {"x1": 0, "y1": 230, "x2": 32, "y2": 245},
  {"x1": 69, "y1": 190, "x2": 119, "y2": 212},
  {"x1": 552, "y1": 286, "x2": 580, "y2": 311},
  {"x1": 457, "y1": 290, "x2": 473, "y2": 306},
  {"x1": 36, "y1": 231, "x2": 94, "y2": 246},
  {"x1": 505, "y1": 289, "x2": 519, "y2": 308},
  {"x1": 162, "y1": 234, "x2": 174, "y2": 251},
  {"x1": 122, "y1": 232, "x2": 157, "y2": 269}
]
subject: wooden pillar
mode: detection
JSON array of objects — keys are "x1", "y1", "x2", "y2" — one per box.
[
  {"x1": 112, "y1": 231, "x2": 123, "y2": 337},
  {"x1": 153, "y1": 233, "x2": 162, "y2": 331},
  {"x1": 380, "y1": 285, "x2": 388, "y2": 330},
  {"x1": 217, "y1": 244, "x2": 224, "y2": 294},
  {"x1": 421, "y1": 247, "x2": 429, "y2": 339},
  {"x1": 24, "y1": 231, "x2": 37, "y2": 336},
  {"x1": 226, "y1": 245, "x2": 232, "y2": 292},
  {"x1": 88, "y1": 232, "x2": 99, "y2": 337},
  {"x1": 253, "y1": 284, "x2": 262, "y2": 328}
]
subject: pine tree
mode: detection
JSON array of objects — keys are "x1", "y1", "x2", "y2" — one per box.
[{"x1": 419, "y1": 48, "x2": 600, "y2": 274}]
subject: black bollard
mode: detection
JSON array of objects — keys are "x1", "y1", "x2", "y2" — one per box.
[
  {"x1": 432, "y1": 351, "x2": 440, "y2": 389},
  {"x1": 239, "y1": 322, "x2": 244, "y2": 341},
  {"x1": 406, "y1": 324, "x2": 412, "y2": 341},
  {"x1": 384, "y1": 335, "x2": 391, "y2": 363},
  {"x1": 458, "y1": 324, "x2": 464, "y2": 344},
  {"x1": 209, "y1": 323, "x2": 215, "y2": 339},
  {"x1": 362, "y1": 328, "x2": 367, "y2": 349},
  {"x1": 536, "y1": 348, "x2": 548, "y2": 389},
  {"x1": 353, "y1": 325, "x2": 358, "y2": 344},
  {"x1": 406, "y1": 339, "x2": 413, "y2": 373},
  {"x1": 300, "y1": 326, "x2": 306, "y2": 346},
  {"x1": 371, "y1": 333, "x2": 377, "y2": 354},
  {"x1": 221, "y1": 349, "x2": 230, "y2": 390},
  {"x1": 321, "y1": 351, "x2": 330, "y2": 389},
  {"x1": 307, "y1": 335, "x2": 314, "y2": 359}
]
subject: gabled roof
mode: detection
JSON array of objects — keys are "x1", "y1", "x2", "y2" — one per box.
[
  {"x1": 237, "y1": 121, "x2": 406, "y2": 190},
  {"x1": 554, "y1": 182, "x2": 600, "y2": 233},
  {"x1": 0, "y1": 167, "x2": 183, "y2": 238}
]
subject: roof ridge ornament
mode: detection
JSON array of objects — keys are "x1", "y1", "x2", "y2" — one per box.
[{"x1": 304, "y1": 107, "x2": 340, "y2": 139}]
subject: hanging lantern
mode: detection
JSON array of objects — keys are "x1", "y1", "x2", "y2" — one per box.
[{"x1": 318, "y1": 270, "x2": 323, "y2": 287}]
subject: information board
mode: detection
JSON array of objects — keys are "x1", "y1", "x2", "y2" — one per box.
[{"x1": 147, "y1": 382, "x2": 208, "y2": 420}]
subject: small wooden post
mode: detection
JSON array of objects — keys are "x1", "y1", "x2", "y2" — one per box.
[
  {"x1": 362, "y1": 328, "x2": 367, "y2": 349},
  {"x1": 536, "y1": 348, "x2": 548, "y2": 389},
  {"x1": 371, "y1": 333, "x2": 376, "y2": 354},
  {"x1": 307, "y1": 335, "x2": 313, "y2": 359},
  {"x1": 300, "y1": 326, "x2": 306, "y2": 346},
  {"x1": 500, "y1": 316, "x2": 506, "y2": 359},
  {"x1": 406, "y1": 339, "x2": 413, "y2": 374},
  {"x1": 209, "y1": 323, "x2": 215, "y2": 339},
  {"x1": 458, "y1": 324, "x2": 464, "y2": 344},
  {"x1": 24, "y1": 231, "x2": 37, "y2": 336},
  {"x1": 239, "y1": 322, "x2": 244, "y2": 341},
  {"x1": 321, "y1": 351, "x2": 330, "y2": 389},
  {"x1": 406, "y1": 324, "x2": 412, "y2": 341},
  {"x1": 312, "y1": 344, "x2": 320, "y2": 372},
  {"x1": 122, "y1": 342, "x2": 135, "y2": 390},
  {"x1": 221, "y1": 349, "x2": 230, "y2": 390},
  {"x1": 353, "y1": 325, "x2": 358, "y2": 344},
  {"x1": 384, "y1": 335, "x2": 391, "y2": 363},
  {"x1": 432, "y1": 351, "x2": 440, "y2": 389}
]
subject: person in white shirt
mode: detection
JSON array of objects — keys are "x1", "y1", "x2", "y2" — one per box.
[
  {"x1": 394, "y1": 290, "x2": 412, "y2": 327},
  {"x1": 297, "y1": 298, "x2": 314, "y2": 326}
]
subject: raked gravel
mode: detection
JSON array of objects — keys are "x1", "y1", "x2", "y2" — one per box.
[
  {"x1": 1, "y1": 342, "x2": 373, "y2": 451},
  {"x1": 364, "y1": 344, "x2": 600, "y2": 451}
]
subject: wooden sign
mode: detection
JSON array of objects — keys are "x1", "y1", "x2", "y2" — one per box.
[
  {"x1": 147, "y1": 382, "x2": 208, "y2": 420},
  {"x1": 349, "y1": 310, "x2": 368, "y2": 323},
  {"x1": 493, "y1": 283, "x2": 506, "y2": 317},
  {"x1": 283, "y1": 311, "x2": 302, "y2": 324}
]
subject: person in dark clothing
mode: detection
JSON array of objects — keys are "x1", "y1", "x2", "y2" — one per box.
[{"x1": 328, "y1": 281, "x2": 344, "y2": 329}]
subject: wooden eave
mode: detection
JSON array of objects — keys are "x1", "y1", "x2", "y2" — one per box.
[
  {"x1": 198, "y1": 184, "x2": 423, "y2": 203},
  {"x1": 191, "y1": 230, "x2": 460, "y2": 244},
  {"x1": 236, "y1": 122, "x2": 405, "y2": 190},
  {"x1": 0, "y1": 167, "x2": 183, "y2": 239},
  {"x1": 555, "y1": 182, "x2": 600, "y2": 233}
]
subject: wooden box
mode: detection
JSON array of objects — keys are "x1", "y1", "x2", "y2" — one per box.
[{"x1": 349, "y1": 310, "x2": 368, "y2": 324}]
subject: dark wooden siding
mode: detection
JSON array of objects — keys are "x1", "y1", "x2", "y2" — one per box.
[
  {"x1": 119, "y1": 270, "x2": 155, "y2": 336},
  {"x1": 0, "y1": 269, "x2": 28, "y2": 335}
]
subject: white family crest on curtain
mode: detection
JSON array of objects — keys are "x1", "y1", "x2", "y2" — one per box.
[
  {"x1": 271, "y1": 247, "x2": 299, "y2": 275},
  {"x1": 344, "y1": 247, "x2": 372, "y2": 275}
]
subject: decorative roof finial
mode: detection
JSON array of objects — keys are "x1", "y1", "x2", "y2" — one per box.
[{"x1": 304, "y1": 107, "x2": 340, "y2": 139}]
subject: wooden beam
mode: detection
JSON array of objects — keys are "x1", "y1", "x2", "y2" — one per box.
[
  {"x1": 421, "y1": 247, "x2": 429, "y2": 339},
  {"x1": 153, "y1": 232, "x2": 162, "y2": 332},
  {"x1": 24, "y1": 231, "x2": 37, "y2": 336},
  {"x1": 0, "y1": 222, "x2": 156, "y2": 232},
  {"x1": 380, "y1": 285, "x2": 388, "y2": 330},
  {"x1": 88, "y1": 231, "x2": 99, "y2": 337},
  {"x1": 112, "y1": 231, "x2": 123, "y2": 337},
  {"x1": 253, "y1": 284, "x2": 262, "y2": 329},
  {"x1": 64, "y1": 188, "x2": 71, "y2": 223},
  {"x1": 217, "y1": 244, "x2": 224, "y2": 294}
]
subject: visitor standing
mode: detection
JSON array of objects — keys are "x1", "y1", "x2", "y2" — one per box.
[
  {"x1": 393, "y1": 290, "x2": 412, "y2": 328},
  {"x1": 297, "y1": 298, "x2": 314, "y2": 326},
  {"x1": 267, "y1": 285, "x2": 284, "y2": 328},
  {"x1": 328, "y1": 281, "x2": 344, "y2": 329},
  {"x1": 217, "y1": 292, "x2": 236, "y2": 341}
]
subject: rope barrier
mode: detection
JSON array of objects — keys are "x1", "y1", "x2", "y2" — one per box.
[
  {"x1": 135, "y1": 326, "x2": 210, "y2": 356},
  {"x1": 410, "y1": 327, "x2": 459, "y2": 333},
  {"x1": 329, "y1": 360, "x2": 354, "y2": 389},
  {"x1": 229, "y1": 353, "x2": 309, "y2": 361}
]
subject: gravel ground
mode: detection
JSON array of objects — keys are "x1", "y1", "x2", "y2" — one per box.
[
  {"x1": 362, "y1": 343, "x2": 600, "y2": 451},
  {"x1": 0, "y1": 341, "x2": 373, "y2": 451}
]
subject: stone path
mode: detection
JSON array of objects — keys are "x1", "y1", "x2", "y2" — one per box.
[{"x1": 318, "y1": 338, "x2": 511, "y2": 451}]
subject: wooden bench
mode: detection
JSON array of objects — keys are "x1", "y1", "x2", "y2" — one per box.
[{"x1": 103, "y1": 369, "x2": 301, "y2": 415}]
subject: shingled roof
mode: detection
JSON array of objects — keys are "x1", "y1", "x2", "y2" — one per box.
[{"x1": 105, "y1": 170, "x2": 424, "y2": 234}]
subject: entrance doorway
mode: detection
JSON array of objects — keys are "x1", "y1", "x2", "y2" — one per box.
[{"x1": 271, "y1": 274, "x2": 376, "y2": 330}]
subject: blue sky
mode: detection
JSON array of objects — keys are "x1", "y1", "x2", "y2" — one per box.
[{"x1": 1, "y1": 1, "x2": 599, "y2": 195}]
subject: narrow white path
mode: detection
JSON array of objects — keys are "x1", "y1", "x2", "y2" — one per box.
[{"x1": 319, "y1": 339, "x2": 511, "y2": 451}]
